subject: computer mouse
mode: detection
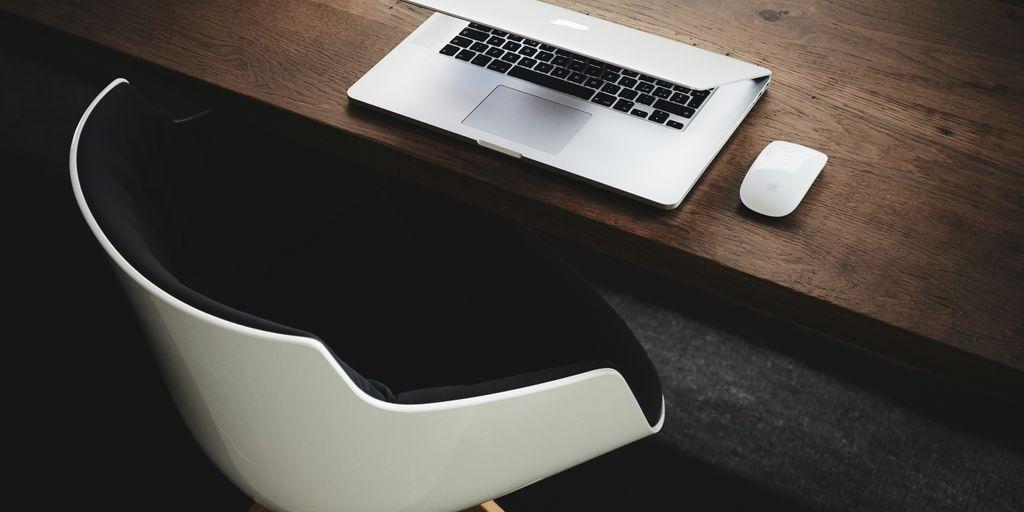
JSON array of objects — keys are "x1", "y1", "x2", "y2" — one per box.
[{"x1": 740, "y1": 141, "x2": 827, "y2": 217}]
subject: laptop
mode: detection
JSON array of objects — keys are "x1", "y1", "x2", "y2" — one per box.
[{"x1": 349, "y1": 0, "x2": 771, "y2": 209}]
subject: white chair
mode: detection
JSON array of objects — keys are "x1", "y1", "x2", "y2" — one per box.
[{"x1": 71, "y1": 78, "x2": 663, "y2": 512}]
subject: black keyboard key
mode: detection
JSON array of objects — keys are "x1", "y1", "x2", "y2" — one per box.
[
  {"x1": 455, "y1": 49, "x2": 475, "y2": 61},
  {"x1": 670, "y1": 92, "x2": 689, "y2": 104},
  {"x1": 540, "y1": 44, "x2": 556, "y2": 52},
  {"x1": 451, "y1": 36, "x2": 472, "y2": 48},
  {"x1": 636, "y1": 93, "x2": 655, "y2": 105},
  {"x1": 602, "y1": 70, "x2": 620, "y2": 82},
  {"x1": 536, "y1": 51, "x2": 554, "y2": 62},
  {"x1": 618, "y1": 88, "x2": 638, "y2": 100},
  {"x1": 469, "y1": 22, "x2": 491, "y2": 31},
  {"x1": 584, "y1": 77, "x2": 603, "y2": 89},
  {"x1": 507, "y1": 65, "x2": 596, "y2": 100},
  {"x1": 501, "y1": 52, "x2": 521, "y2": 64},
  {"x1": 491, "y1": 29, "x2": 508, "y2": 37},
  {"x1": 649, "y1": 110, "x2": 669, "y2": 123},
  {"x1": 519, "y1": 57, "x2": 538, "y2": 68},
  {"x1": 555, "y1": 48, "x2": 573, "y2": 56},
  {"x1": 592, "y1": 92, "x2": 616, "y2": 107},
  {"x1": 673, "y1": 85, "x2": 692, "y2": 94},
  {"x1": 621, "y1": 69, "x2": 638, "y2": 78},
  {"x1": 440, "y1": 44, "x2": 459, "y2": 56},
  {"x1": 688, "y1": 95, "x2": 707, "y2": 108},
  {"x1": 639, "y1": 74, "x2": 656, "y2": 82},
  {"x1": 487, "y1": 36, "x2": 505, "y2": 46},
  {"x1": 552, "y1": 55, "x2": 569, "y2": 66},
  {"x1": 618, "y1": 76, "x2": 637, "y2": 88},
  {"x1": 507, "y1": 34, "x2": 523, "y2": 42},
  {"x1": 613, "y1": 98, "x2": 634, "y2": 112},
  {"x1": 523, "y1": 39, "x2": 540, "y2": 47},
  {"x1": 601, "y1": 82, "x2": 621, "y2": 94},
  {"x1": 486, "y1": 47, "x2": 504, "y2": 58},
  {"x1": 654, "y1": 99, "x2": 695, "y2": 118},
  {"x1": 631, "y1": 109, "x2": 648, "y2": 118},
  {"x1": 471, "y1": 42, "x2": 488, "y2": 53},
  {"x1": 636, "y1": 82, "x2": 655, "y2": 93},
  {"x1": 653, "y1": 87, "x2": 672, "y2": 99},
  {"x1": 605, "y1": 65, "x2": 622, "y2": 73},
  {"x1": 487, "y1": 60, "x2": 512, "y2": 73},
  {"x1": 471, "y1": 54, "x2": 492, "y2": 67},
  {"x1": 519, "y1": 46, "x2": 537, "y2": 57},
  {"x1": 568, "y1": 71, "x2": 586, "y2": 84},
  {"x1": 585, "y1": 64, "x2": 603, "y2": 77},
  {"x1": 691, "y1": 89, "x2": 710, "y2": 99},
  {"x1": 655, "y1": 79, "x2": 673, "y2": 88},
  {"x1": 667, "y1": 120, "x2": 685, "y2": 130},
  {"x1": 551, "y1": 67, "x2": 570, "y2": 78},
  {"x1": 568, "y1": 60, "x2": 586, "y2": 71},
  {"x1": 461, "y1": 28, "x2": 490, "y2": 42},
  {"x1": 503, "y1": 41, "x2": 521, "y2": 52},
  {"x1": 534, "y1": 62, "x2": 554, "y2": 73}
]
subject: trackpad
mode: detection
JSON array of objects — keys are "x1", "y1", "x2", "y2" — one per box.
[{"x1": 463, "y1": 86, "x2": 591, "y2": 154}]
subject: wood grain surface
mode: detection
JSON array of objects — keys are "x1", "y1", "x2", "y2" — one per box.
[{"x1": 3, "y1": 0, "x2": 1022, "y2": 391}]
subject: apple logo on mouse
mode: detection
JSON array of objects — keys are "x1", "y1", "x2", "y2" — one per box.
[{"x1": 550, "y1": 18, "x2": 589, "y2": 30}]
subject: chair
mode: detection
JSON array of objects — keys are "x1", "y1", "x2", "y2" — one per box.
[{"x1": 70, "y1": 78, "x2": 663, "y2": 512}]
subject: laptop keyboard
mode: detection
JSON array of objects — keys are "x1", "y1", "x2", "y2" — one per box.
[{"x1": 439, "y1": 22, "x2": 714, "y2": 131}]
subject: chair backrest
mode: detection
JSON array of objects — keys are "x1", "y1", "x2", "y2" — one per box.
[{"x1": 71, "y1": 79, "x2": 659, "y2": 512}]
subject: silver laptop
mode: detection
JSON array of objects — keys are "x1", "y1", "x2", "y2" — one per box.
[{"x1": 349, "y1": 0, "x2": 771, "y2": 209}]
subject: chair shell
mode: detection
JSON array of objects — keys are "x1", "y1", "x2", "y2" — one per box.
[{"x1": 71, "y1": 78, "x2": 662, "y2": 512}]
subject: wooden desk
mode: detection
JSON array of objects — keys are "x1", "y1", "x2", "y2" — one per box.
[{"x1": 5, "y1": 0, "x2": 1021, "y2": 392}]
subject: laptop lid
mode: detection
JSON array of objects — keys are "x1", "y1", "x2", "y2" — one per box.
[{"x1": 403, "y1": 0, "x2": 771, "y2": 91}]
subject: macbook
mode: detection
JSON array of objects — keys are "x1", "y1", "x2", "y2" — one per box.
[{"x1": 349, "y1": 0, "x2": 771, "y2": 208}]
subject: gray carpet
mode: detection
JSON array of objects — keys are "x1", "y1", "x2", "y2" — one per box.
[
  {"x1": 496, "y1": 247, "x2": 1024, "y2": 511},
  {"x1": 604, "y1": 284, "x2": 1021, "y2": 511}
]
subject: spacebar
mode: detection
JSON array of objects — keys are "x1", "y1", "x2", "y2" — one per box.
[{"x1": 507, "y1": 66, "x2": 595, "y2": 101}]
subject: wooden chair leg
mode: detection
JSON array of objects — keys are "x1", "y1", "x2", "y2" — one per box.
[{"x1": 250, "y1": 499, "x2": 504, "y2": 512}]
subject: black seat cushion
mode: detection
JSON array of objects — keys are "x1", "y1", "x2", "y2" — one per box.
[{"x1": 76, "y1": 82, "x2": 663, "y2": 425}]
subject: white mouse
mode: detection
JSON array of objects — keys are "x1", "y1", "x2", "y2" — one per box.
[{"x1": 740, "y1": 141, "x2": 827, "y2": 217}]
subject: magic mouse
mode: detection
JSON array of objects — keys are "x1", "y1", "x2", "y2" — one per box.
[{"x1": 740, "y1": 141, "x2": 828, "y2": 217}]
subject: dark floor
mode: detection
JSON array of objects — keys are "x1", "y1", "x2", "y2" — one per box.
[
  {"x1": 3, "y1": 14, "x2": 1022, "y2": 512},
  {"x1": 505, "y1": 247, "x2": 1024, "y2": 511}
]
